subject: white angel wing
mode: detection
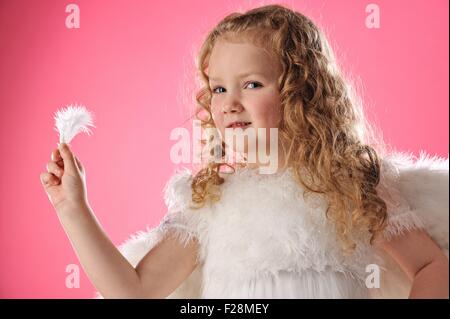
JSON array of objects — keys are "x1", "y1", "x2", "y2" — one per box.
[
  {"x1": 389, "y1": 151, "x2": 449, "y2": 254},
  {"x1": 370, "y1": 151, "x2": 449, "y2": 299}
]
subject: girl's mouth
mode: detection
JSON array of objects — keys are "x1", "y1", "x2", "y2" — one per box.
[{"x1": 227, "y1": 121, "x2": 252, "y2": 129}]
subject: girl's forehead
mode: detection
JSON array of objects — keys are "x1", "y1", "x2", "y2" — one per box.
[
  {"x1": 208, "y1": 40, "x2": 281, "y2": 78},
  {"x1": 211, "y1": 37, "x2": 268, "y2": 57}
]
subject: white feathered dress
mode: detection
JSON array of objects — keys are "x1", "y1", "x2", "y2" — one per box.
[{"x1": 96, "y1": 152, "x2": 448, "y2": 299}]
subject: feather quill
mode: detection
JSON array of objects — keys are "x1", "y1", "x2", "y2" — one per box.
[{"x1": 54, "y1": 104, "x2": 95, "y2": 144}]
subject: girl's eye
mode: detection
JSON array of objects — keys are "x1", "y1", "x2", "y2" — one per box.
[
  {"x1": 212, "y1": 87, "x2": 225, "y2": 94},
  {"x1": 211, "y1": 82, "x2": 262, "y2": 94},
  {"x1": 245, "y1": 81, "x2": 262, "y2": 89}
]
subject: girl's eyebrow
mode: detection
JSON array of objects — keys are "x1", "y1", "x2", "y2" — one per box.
[{"x1": 209, "y1": 71, "x2": 267, "y2": 81}]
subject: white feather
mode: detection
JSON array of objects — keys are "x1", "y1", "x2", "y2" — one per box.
[{"x1": 54, "y1": 104, "x2": 95, "y2": 143}]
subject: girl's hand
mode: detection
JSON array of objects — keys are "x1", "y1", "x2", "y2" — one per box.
[{"x1": 40, "y1": 143, "x2": 89, "y2": 214}]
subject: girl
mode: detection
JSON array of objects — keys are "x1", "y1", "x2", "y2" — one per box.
[{"x1": 40, "y1": 4, "x2": 448, "y2": 298}]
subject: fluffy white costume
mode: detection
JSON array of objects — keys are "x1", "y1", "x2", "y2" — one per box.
[{"x1": 96, "y1": 152, "x2": 448, "y2": 299}]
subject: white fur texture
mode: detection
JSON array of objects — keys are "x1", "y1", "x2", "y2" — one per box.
[{"x1": 95, "y1": 152, "x2": 448, "y2": 299}]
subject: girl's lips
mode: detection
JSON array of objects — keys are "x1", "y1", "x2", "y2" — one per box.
[{"x1": 227, "y1": 121, "x2": 252, "y2": 128}]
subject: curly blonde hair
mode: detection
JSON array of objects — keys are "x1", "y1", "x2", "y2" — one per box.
[{"x1": 191, "y1": 4, "x2": 390, "y2": 254}]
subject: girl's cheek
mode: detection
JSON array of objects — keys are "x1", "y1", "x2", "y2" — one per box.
[
  {"x1": 211, "y1": 105, "x2": 224, "y2": 129},
  {"x1": 252, "y1": 103, "x2": 281, "y2": 128},
  {"x1": 260, "y1": 91, "x2": 281, "y2": 113}
]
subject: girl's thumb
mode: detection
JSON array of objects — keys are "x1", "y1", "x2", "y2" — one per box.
[{"x1": 58, "y1": 143, "x2": 78, "y2": 174}]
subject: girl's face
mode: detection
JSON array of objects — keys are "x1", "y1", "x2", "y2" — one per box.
[{"x1": 207, "y1": 38, "x2": 283, "y2": 157}]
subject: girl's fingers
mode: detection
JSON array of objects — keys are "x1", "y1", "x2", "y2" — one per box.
[
  {"x1": 51, "y1": 149, "x2": 64, "y2": 168},
  {"x1": 51, "y1": 149, "x2": 61, "y2": 161},
  {"x1": 58, "y1": 143, "x2": 78, "y2": 174},
  {"x1": 40, "y1": 172, "x2": 60, "y2": 187},
  {"x1": 46, "y1": 161, "x2": 64, "y2": 178},
  {"x1": 74, "y1": 156, "x2": 84, "y2": 173}
]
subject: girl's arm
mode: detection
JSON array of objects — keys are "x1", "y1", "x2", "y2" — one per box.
[
  {"x1": 58, "y1": 203, "x2": 199, "y2": 298},
  {"x1": 57, "y1": 203, "x2": 144, "y2": 298},
  {"x1": 41, "y1": 144, "x2": 198, "y2": 298},
  {"x1": 376, "y1": 228, "x2": 449, "y2": 298}
]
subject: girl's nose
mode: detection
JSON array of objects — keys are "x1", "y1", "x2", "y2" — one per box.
[{"x1": 222, "y1": 101, "x2": 244, "y2": 114}]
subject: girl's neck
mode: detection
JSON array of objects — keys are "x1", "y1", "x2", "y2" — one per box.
[{"x1": 239, "y1": 150, "x2": 288, "y2": 175}]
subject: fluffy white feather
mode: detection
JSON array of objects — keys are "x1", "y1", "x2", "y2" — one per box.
[{"x1": 54, "y1": 104, "x2": 95, "y2": 143}]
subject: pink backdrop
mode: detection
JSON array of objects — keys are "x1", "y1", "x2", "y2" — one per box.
[{"x1": 0, "y1": 0, "x2": 448, "y2": 298}]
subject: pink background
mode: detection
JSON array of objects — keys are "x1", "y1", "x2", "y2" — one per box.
[{"x1": 0, "y1": 0, "x2": 448, "y2": 298}]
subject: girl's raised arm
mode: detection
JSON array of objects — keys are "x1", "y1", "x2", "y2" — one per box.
[{"x1": 40, "y1": 144, "x2": 198, "y2": 298}]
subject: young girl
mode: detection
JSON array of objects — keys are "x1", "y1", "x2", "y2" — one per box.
[{"x1": 40, "y1": 4, "x2": 448, "y2": 299}]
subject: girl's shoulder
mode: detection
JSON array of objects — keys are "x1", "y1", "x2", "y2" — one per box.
[{"x1": 163, "y1": 168, "x2": 194, "y2": 213}]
